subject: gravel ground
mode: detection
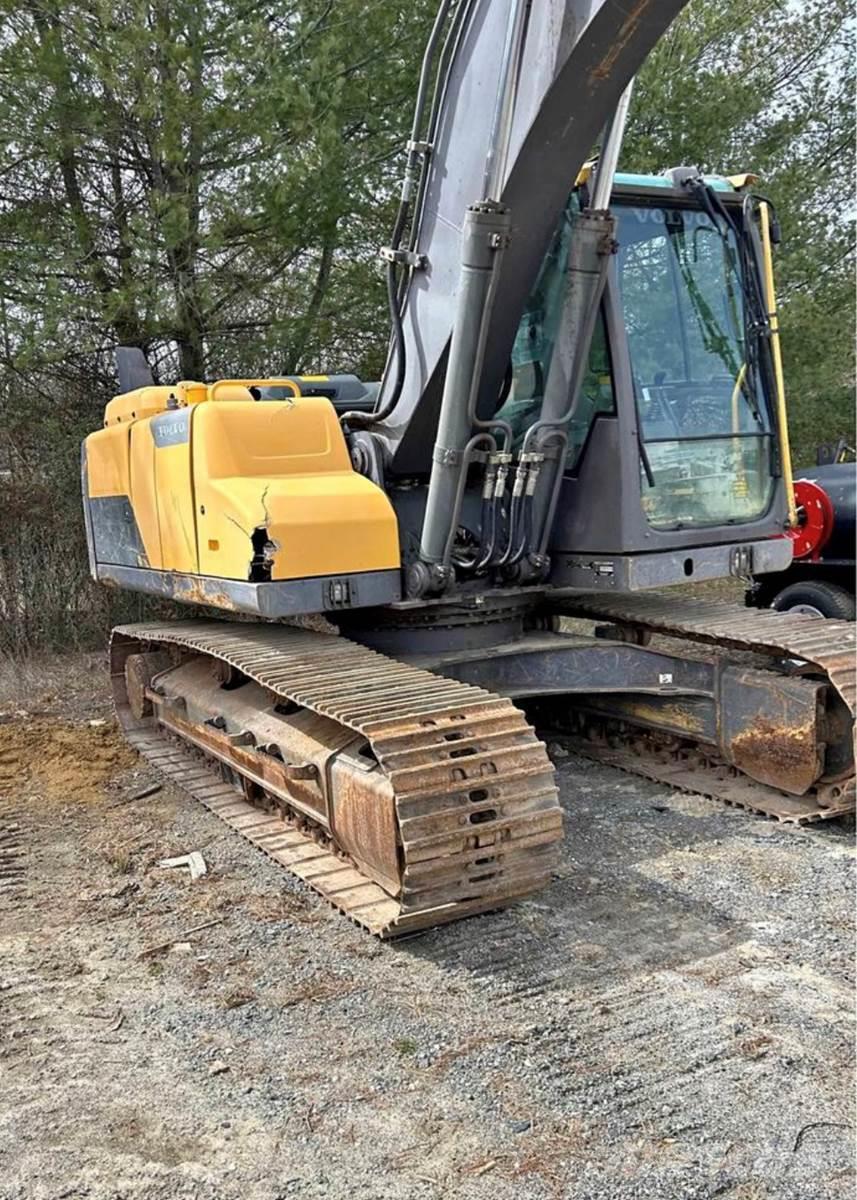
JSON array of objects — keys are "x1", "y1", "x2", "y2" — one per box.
[{"x1": 0, "y1": 656, "x2": 854, "y2": 1200}]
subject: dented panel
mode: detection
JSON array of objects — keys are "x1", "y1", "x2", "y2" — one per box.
[{"x1": 191, "y1": 397, "x2": 399, "y2": 582}]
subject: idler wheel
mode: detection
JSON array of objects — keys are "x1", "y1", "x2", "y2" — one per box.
[{"x1": 125, "y1": 651, "x2": 171, "y2": 720}]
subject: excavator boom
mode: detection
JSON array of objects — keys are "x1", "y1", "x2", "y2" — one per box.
[{"x1": 367, "y1": 0, "x2": 692, "y2": 472}]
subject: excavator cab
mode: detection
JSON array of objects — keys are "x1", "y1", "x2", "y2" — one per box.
[
  {"x1": 510, "y1": 179, "x2": 773, "y2": 503},
  {"x1": 492, "y1": 170, "x2": 794, "y2": 591}
]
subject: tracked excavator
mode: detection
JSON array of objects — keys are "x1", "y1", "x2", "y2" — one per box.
[{"x1": 82, "y1": 0, "x2": 856, "y2": 936}]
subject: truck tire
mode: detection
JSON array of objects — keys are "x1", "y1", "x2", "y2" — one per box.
[{"x1": 772, "y1": 580, "x2": 856, "y2": 621}]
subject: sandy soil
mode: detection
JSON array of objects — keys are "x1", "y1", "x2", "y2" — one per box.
[{"x1": 0, "y1": 655, "x2": 854, "y2": 1200}]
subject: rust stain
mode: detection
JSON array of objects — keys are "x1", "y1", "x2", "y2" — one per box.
[
  {"x1": 589, "y1": 0, "x2": 652, "y2": 84},
  {"x1": 730, "y1": 716, "x2": 820, "y2": 797},
  {"x1": 157, "y1": 707, "x2": 328, "y2": 825},
  {"x1": 581, "y1": 697, "x2": 705, "y2": 737},
  {"x1": 174, "y1": 578, "x2": 238, "y2": 611},
  {"x1": 620, "y1": 698, "x2": 704, "y2": 736},
  {"x1": 330, "y1": 756, "x2": 401, "y2": 899}
]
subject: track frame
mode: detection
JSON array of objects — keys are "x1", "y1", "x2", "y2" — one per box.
[{"x1": 111, "y1": 621, "x2": 562, "y2": 937}]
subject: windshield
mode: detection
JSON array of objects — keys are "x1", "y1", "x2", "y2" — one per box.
[{"x1": 616, "y1": 201, "x2": 774, "y2": 529}]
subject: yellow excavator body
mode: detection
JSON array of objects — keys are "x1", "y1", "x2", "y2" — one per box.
[
  {"x1": 83, "y1": 385, "x2": 400, "y2": 584},
  {"x1": 86, "y1": 380, "x2": 565, "y2": 938}
]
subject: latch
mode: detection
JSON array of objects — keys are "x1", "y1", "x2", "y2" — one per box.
[
  {"x1": 327, "y1": 578, "x2": 353, "y2": 607},
  {"x1": 729, "y1": 544, "x2": 754, "y2": 579}
]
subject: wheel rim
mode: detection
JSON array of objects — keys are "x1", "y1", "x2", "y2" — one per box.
[{"x1": 784, "y1": 602, "x2": 825, "y2": 618}]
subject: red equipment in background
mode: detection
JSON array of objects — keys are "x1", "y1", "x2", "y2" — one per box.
[{"x1": 786, "y1": 478, "x2": 836, "y2": 561}]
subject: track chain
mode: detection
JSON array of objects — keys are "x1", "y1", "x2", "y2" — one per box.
[
  {"x1": 555, "y1": 592, "x2": 856, "y2": 717},
  {"x1": 551, "y1": 591, "x2": 855, "y2": 821},
  {"x1": 562, "y1": 727, "x2": 853, "y2": 824},
  {"x1": 111, "y1": 620, "x2": 561, "y2": 937}
]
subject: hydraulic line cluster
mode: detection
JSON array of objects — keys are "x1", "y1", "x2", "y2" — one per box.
[{"x1": 406, "y1": 63, "x2": 629, "y2": 597}]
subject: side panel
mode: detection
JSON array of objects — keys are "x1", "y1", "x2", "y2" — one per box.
[
  {"x1": 152, "y1": 409, "x2": 198, "y2": 575},
  {"x1": 129, "y1": 420, "x2": 164, "y2": 569},
  {"x1": 83, "y1": 425, "x2": 148, "y2": 567},
  {"x1": 86, "y1": 425, "x2": 131, "y2": 498}
]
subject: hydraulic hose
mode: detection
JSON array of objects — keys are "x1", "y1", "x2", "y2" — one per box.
[
  {"x1": 506, "y1": 492, "x2": 532, "y2": 567},
  {"x1": 493, "y1": 462, "x2": 526, "y2": 567},
  {"x1": 382, "y1": 260, "x2": 406, "y2": 422},
  {"x1": 440, "y1": 432, "x2": 497, "y2": 569},
  {"x1": 407, "y1": 0, "x2": 479, "y2": 262},
  {"x1": 341, "y1": 0, "x2": 457, "y2": 430}
]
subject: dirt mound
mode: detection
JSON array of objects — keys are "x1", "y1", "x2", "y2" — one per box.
[{"x1": 0, "y1": 718, "x2": 137, "y2": 804}]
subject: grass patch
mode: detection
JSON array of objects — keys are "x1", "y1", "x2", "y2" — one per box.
[{"x1": 102, "y1": 845, "x2": 134, "y2": 874}]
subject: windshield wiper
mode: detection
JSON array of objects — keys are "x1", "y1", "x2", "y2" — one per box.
[
  {"x1": 631, "y1": 373, "x2": 656, "y2": 488},
  {"x1": 683, "y1": 178, "x2": 769, "y2": 428},
  {"x1": 667, "y1": 222, "x2": 741, "y2": 379}
]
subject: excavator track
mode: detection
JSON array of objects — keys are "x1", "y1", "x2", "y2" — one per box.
[
  {"x1": 550, "y1": 592, "x2": 856, "y2": 823},
  {"x1": 554, "y1": 719, "x2": 854, "y2": 825},
  {"x1": 110, "y1": 621, "x2": 561, "y2": 938}
]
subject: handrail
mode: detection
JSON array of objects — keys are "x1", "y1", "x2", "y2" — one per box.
[
  {"x1": 758, "y1": 201, "x2": 797, "y2": 527},
  {"x1": 208, "y1": 378, "x2": 303, "y2": 401}
]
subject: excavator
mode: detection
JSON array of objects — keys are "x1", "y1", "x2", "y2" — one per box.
[{"x1": 82, "y1": 0, "x2": 856, "y2": 937}]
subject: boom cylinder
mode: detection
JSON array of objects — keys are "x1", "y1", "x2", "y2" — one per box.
[
  {"x1": 535, "y1": 210, "x2": 615, "y2": 429},
  {"x1": 418, "y1": 201, "x2": 511, "y2": 567}
]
